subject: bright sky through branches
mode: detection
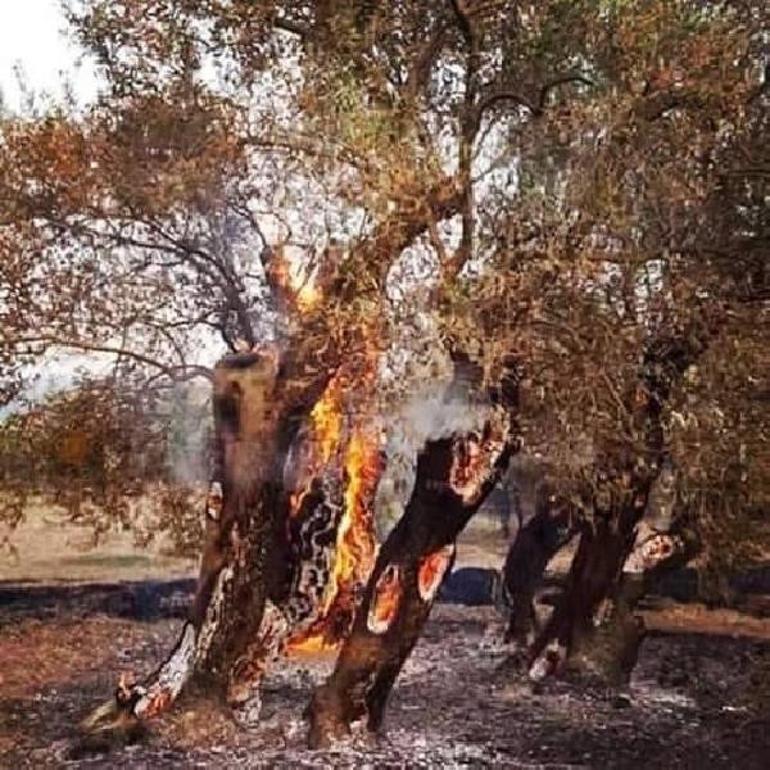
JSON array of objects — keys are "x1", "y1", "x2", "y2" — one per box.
[{"x1": 0, "y1": 0, "x2": 97, "y2": 112}]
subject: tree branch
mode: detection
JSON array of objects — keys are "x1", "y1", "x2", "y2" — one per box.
[
  {"x1": 7, "y1": 335, "x2": 213, "y2": 383},
  {"x1": 537, "y1": 73, "x2": 594, "y2": 111}
]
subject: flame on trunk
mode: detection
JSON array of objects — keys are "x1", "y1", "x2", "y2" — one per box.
[
  {"x1": 311, "y1": 380, "x2": 343, "y2": 465},
  {"x1": 288, "y1": 378, "x2": 343, "y2": 517},
  {"x1": 268, "y1": 247, "x2": 321, "y2": 313},
  {"x1": 286, "y1": 383, "x2": 382, "y2": 654},
  {"x1": 296, "y1": 282, "x2": 321, "y2": 312}
]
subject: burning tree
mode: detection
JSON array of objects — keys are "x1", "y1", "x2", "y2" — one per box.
[{"x1": 0, "y1": 0, "x2": 767, "y2": 749}]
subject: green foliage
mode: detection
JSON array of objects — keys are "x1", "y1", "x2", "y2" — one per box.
[{"x1": 0, "y1": 379, "x2": 207, "y2": 557}]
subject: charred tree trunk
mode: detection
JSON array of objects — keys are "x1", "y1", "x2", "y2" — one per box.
[
  {"x1": 526, "y1": 328, "x2": 710, "y2": 685},
  {"x1": 309, "y1": 362, "x2": 518, "y2": 747},
  {"x1": 309, "y1": 429, "x2": 513, "y2": 746},
  {"x1": 501, "y1": 483, "x2": 577, "y2": 651},
  {"x1": 80, "y1": 349, "x2": 328, "y2": 739}
]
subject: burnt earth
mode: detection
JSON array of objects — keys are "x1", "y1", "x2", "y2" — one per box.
[{"x1": 1, "y1": 603, "x2": 770, "y2": 768}]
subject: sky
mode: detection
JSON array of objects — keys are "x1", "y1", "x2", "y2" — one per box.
[{"x1": 0, "y1": 0, "x2": 98, "y2": 112}]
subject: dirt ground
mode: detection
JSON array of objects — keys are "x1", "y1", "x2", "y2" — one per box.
[
  {"x1": 2, "y1": 605, "x2": 770, "y2": 768},
  {"x1": 0, "y1": 500, "x2": 195, "y2": 584},
  {"x1": 2, "y1": 510, "x2": 770, "y2": 768}
]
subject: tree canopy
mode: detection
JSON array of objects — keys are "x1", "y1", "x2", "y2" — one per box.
[{"x1": 0, "y1": 0, "x2": 767, "y2": 565}]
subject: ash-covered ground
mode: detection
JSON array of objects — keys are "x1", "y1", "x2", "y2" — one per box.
[{"x1": 2, "y1": 601, "x2": 770, "y2": 769}]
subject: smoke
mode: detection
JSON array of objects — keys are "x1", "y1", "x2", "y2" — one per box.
[{"x1": 374, "y1": 380, "x2": 489, "y2": 539}]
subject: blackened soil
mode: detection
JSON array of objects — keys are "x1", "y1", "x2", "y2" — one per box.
[{"x1": 2, "y1": 602, "x2": 770, "y2": 768}]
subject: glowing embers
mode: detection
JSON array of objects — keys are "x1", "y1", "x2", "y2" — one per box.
[
  {"x1": 417, "y1": 544, "x2": 455, "y2": 604},
  {"x1": 367, "y1": 564, "x2": 403, "y2": 635},
  {"x1": 449, "y1": 417, "x2": 508, "y2": 505}
]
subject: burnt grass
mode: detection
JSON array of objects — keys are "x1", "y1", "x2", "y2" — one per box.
[{"x1": 2, "y1": 595, "x2": 770, "y2": 769}]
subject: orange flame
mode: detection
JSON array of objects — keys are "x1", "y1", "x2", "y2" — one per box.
[
  {"x1": 286, "y1": 327, "x2": 382, "y2": 654},
  {"x1": 311, "y1": 379, "x2": 343, "y2": 465},
  {"x1": 289, "y1": 378, "x2": 343, "y2": 518},
  {"x1": 266, "y1": 246, "x2": 322, "y2": 313},
  {"x1": 325, "y1": 428, "x2": 380, "y2": 607},
  {"x1": 286, "y1": 424, "x2": 381, "y2": 653},
  {"x1": 296, "y1": 282, "x2": 321, "y2": 312},
  {"x1": 286, "y1": 259, "x2": 321, "y2": 313}
]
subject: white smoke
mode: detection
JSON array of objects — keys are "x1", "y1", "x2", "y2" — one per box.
[
  {"x1": 167, "y1": 382, "x2": 211, "y2": 486},
  {"x1": 374, "y1": 379, "x2": 489, "y2": 540},
  {"x1": 373, "y1": 309, "x2": 493, "y2": 538}
]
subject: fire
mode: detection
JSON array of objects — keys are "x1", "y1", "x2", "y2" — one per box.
[
  {"x1": 321, "y1": 428, "x2": 380, "y2": 608},
  {"x1": 340, "y1": 431, "x2": 379, "y2": 584},
  {"x1": 266, "y1": 245, "x2": 322, "y2": 313},
  {"x1": 296, "y1": 282, "x2": 321, "y2": 312},
  {"x1": 288, "y1": 378, "x2": 343, "y2": 517},
  {"x1": 286, "y1": 258, "x2": 321, "y2": 313},
  {"x1": 285, "y1": 325, "x2": 382, "y2": 654},
  {"x1": 310, "y1": 379, "x2": 343, "y2": 465},
  {"x1": 286, "y1": 423, "x2": 381, "y2": 654}
]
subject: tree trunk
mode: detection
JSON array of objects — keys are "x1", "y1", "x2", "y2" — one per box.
[
  {"x1": 524, "y1": 328, "x2": 710, "y2": 685},
  {"x1": 308, "y1": 397, "x2": 516, "y2": 746},
  {"x1": 525, "y1": 483, "x2": 704, "y2": 686},
  {"x1": 564, "y1": 514, "x2": 701, "y2": 684},
  {"x1": 501, "y1": 483, "x2": 577, "y2": 650},
  {"x1": 526, "y1": 498, "x2": 647, "y2": 685},
  {"x1": 80, "y1": 349, "x2": 328, "y2": 738}
]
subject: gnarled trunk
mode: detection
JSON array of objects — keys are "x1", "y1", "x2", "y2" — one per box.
[
  {"x1": 308, "y1": 380, "x2": 517, "y2": 746},
  {"x1": 81, "y1": 349, "x2": 329, "y2": 737},
  {"x1": 522, "y1": 329, "x2": 710, "y2": 685},
  {"x1": 505, "y1": 471, "x2": 700, "y2": 686},
  {"x1": 562, "y1": 513, "x2": 701, "y2": 685},
  {"x1": 527, "y1": 491, "x2": 649, "y2": 685}
]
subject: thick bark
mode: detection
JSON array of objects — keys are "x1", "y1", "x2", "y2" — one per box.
[
  {"x1": 81, "y1": 349, "x2": 326, "y2": 737},
  {"x1": 308, "y1": 392, "x2": 516, "y2": 746}
]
